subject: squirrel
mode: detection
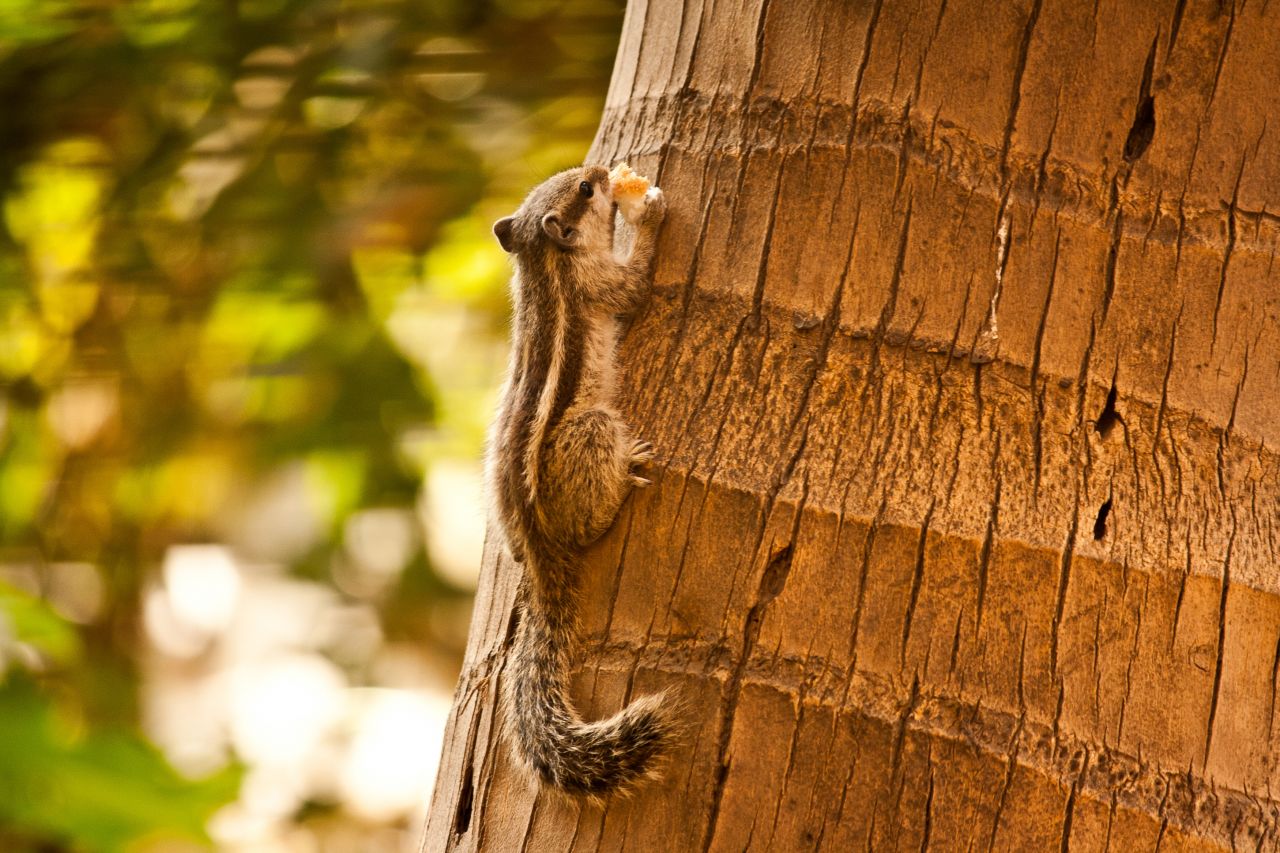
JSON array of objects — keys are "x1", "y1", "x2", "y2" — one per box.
[{"x1": 486, "y1": 164, "x2": 675, "y2": 796}]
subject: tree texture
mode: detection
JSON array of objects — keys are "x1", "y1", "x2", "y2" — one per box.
[{"x1": 425, "y1": 0, "x2": 1280, "y2": 849}]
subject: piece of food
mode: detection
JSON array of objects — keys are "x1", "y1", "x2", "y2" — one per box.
[{"x1": 609, "y1": 161, "x2": 651, "y2": 222}]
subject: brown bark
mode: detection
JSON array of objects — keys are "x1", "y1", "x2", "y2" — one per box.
[{"x1": 424, "y1": 0, "x2": 1280, "y2": 849}]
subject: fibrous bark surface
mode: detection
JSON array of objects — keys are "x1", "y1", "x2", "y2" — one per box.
[{"x1": 424, "y1": 0, "x2": 1280, "y2": 849}]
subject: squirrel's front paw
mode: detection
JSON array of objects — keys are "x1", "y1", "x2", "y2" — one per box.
[{"x1": 639, "y1": 186, "x2": 666, "y2": 227}]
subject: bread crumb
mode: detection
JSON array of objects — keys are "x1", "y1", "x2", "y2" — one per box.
[{"x1": 610, "y1": 162, "x2": 651, "y2": 223}]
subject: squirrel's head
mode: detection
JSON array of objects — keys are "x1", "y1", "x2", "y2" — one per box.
[{"x1": 493, "y1": 165, "x2": 614, "y2": 256}]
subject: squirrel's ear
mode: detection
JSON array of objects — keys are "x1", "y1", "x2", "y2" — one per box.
[
  {"x1": 493, "y1": 217, "x2": 516, "y2": 253},
  {"x1": 541, "y1": 212, "x2": 576, "y2": 249}
]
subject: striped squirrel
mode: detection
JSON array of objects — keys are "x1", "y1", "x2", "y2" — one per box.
[{"x1": 487, "y1": 164, "x2": 674, "y2": 796}]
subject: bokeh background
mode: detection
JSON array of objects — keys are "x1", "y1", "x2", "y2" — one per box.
[{"x1": 0, "y1": 1, "x2": 623, "y2": 849}]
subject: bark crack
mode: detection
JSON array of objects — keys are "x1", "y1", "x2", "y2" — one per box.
[
  {"x1": 1202, "y1": 514, "x2": 1237, "y2": 772},
  {"x1": 998, "y1": 0, "x2": 1044, "y2": 177}
]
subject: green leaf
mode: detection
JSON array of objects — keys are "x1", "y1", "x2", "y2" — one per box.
[
  {"x1": 0, "y1": 580, "x2": 80, "y2": 667},
  {"x1": 0, "y1": 678, "x2": 240, "y2": 852}
]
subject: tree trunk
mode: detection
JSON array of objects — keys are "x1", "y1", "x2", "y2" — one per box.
[{"x1": 424, "y1": 0, "x2": 1280, "y2": 849}]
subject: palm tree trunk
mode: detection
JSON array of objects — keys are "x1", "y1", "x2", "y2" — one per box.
[{"x1": 424, "y1": 0, "x2": 1280, "y2": 849}]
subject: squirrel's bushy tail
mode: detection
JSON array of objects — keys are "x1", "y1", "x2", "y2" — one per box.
[{"x1": 503, "y1": 566, "x2": 676, "y2": 797}]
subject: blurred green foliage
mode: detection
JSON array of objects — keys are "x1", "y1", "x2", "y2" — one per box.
[{"x1": 0, "y1": 0, "x2": 622, "y2": 849}]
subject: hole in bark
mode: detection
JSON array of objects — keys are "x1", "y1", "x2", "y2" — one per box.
[
  {"x1": 453, "y1": 763, "x2": 475, "y2": 835},
  {"x1": 758, "y1": 544, "x2": 794, "y2": 605},
  {"x1": 1123, "y1": 96, "x2": 1156, "y2": 162},
  {"x1": 1093, "y1": 499, "x2": 1113, "y2": 540},
  {"x1": 1094, "y1": 383, "x2": 1121, "y2": 438},
  {"x1": 1123, "y1": 35, "x2": 1159, "y2": 163},
  {"x1": 504, "y1": 597, "x2": 522, "y2": 645}
]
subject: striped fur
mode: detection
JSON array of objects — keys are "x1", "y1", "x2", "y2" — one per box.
[{"x1": 486, "y1": 166, "x2": 674, "y2": 795}]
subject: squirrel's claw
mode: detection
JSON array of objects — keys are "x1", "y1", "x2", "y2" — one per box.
[{"x1": 629, "y1": 439, "x2": 655, "y2": 465}]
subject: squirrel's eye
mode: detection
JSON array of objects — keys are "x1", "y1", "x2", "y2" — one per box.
[{"x1": 579, "y1": 180, "x2": 593, "y2": 198}]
